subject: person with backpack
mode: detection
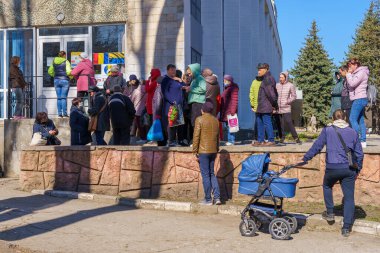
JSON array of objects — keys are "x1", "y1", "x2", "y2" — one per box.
[
  {"x1": 108, "y1": 86, "x2": 136, "y2": 145},
  {"x1": 346, "y1": 58, "x2": 369, "y2": 148},
  {"x1": 48, "y1": 51, "x2": 72, "y2": 117},
  {"x1": 339, "y1": 65, "x2": 352, "y2": 122},
  {"x1": 103, "y1": 65, "x2": 127, "y2": 96},
  {"x1": 88, "y1": 86, "x2": 110, "y2": 145},
  {"x1": 300, "y1": 109, "x2": 364, "y2": 237}
]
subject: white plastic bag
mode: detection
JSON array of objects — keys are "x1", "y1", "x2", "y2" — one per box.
[
  {"x1": 227, "y1": 114, "x2": 239, "y2": 133},
  {"x1": 30, "y1": 132, "x2": 47, "y2": 146}
]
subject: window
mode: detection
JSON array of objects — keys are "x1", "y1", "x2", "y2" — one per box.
[
  {"x1": 191, "y1": 0, "x2": 201, "y2": 23},
  {"x1": 92, "y1": 25, "x2": 125, "y2": 53},
  {"x1": 39, "y1": 27, "x2": 88, "y2": 36},
  {"x1": 191, "y1": 48, "x2": 201, "y2": 64}
]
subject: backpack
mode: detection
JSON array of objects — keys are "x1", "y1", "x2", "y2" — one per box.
[{"x1": 367, "y1": 83, "x2": 378, "y2": 105}]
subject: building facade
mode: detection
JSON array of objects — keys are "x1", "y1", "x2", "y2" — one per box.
[{"x1": 0, "y1": 0, "x2": 281, "y2": 129}]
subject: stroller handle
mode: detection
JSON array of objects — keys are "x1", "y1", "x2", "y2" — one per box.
[{"x1": 279, "y1": 161, "x2": 308, "y2": 175}]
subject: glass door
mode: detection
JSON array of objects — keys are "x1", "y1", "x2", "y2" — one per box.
[{"x1": 37, "y1": 35, "x2": 88, "y2": 116}]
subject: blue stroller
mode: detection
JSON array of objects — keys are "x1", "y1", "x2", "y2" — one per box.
[{"x1": 238, "y1": 153, "x2": 305, "y2": 240}]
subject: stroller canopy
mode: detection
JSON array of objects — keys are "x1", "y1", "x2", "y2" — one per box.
[{"x1": 238, "y1": 153, "x2": 271, "y2": 182}]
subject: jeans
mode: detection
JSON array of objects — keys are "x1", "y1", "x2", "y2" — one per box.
[
  {"x1": 225, "y1": 122, "x2": 235, "y2": 143},
  {"x1": 13, "y1": 88, "x2": 24, "y2": 117},
  {"x1": 95, "y1": 130, "x2": 107, "y2": 145},
  {"x1": 54, "y1": 79, "x2": 70, "y2": 116},
  {"x1": 349, "y1": 98, "x2": 367, "y2": 142},
  {"x1": 256, "y1": 113, "x2": 275, "y2": 142},
  {"x1": 199, "y1": 153, "x2": 220, "y2": 201},
  {"x1": 323, "y1": 168, "x2": 356, "y2": 229}
]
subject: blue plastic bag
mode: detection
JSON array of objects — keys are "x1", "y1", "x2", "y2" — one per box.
[{"x1": 147, "y1": 119, "x2": 164, "y2": 141}]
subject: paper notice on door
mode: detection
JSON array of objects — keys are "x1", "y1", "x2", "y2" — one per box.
[
  {"x1": 71, "y1": 52, "x2": 82, "y2": 67},
  {"x1": 46, "y1": 57, "x2": 54, "y2": 67}
]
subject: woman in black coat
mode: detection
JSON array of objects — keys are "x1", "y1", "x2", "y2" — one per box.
[
  {"x1": 70, "y1": 98, "x2": 91, "y2": 145},
  {"x1": 88, "y1": 86, "x2": 110, "y2": 145}
]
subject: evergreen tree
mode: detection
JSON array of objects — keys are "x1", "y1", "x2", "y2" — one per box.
[
  {"x1": 290, "y1": 21, "x2": 335, "y2": 126},
  {"x1": 346, "y1": 1, "x2": 380, "y2": 87}
]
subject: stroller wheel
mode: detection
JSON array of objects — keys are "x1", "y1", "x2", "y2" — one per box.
[
  {"x1": 282, "y1": 214, "x2": 298, "y2": 234},
  {"x1": 239, "y1": 219, "x2": 257, "y2": 237},
  {"x1": 269, "y1": 218, "x2": 291, "y2": 240}
]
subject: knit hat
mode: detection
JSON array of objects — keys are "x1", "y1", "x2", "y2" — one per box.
[
  {"x1": 129, "y1": 74, "x2": 138, "y2": 81},
  {"x1": 80, "y1": 52, "x2": 88, "y2": 59},
  {"x1": 201, "y1": 101, "x2": 214, "y2": 114},
  {"x1": 223, "y1": 75, "x2": 234, "y2": 83},
  {"x1": 110, "y1": 65, "x2": 119, "y2": 73}
]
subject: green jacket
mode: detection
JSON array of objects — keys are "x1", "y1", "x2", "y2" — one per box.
[
  {"x1": 249, "y1": 79, "x2": 262, "y2": 112},
  {"x1": 48, "y1": 57, "x2": 72, "y2": 78},
  {"x1": 188, "y1": 63, "x2": 206, "y2": 104}
]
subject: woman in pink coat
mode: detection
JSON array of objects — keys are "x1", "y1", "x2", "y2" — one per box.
[{"x1": 71, "y1": 53, "x2": 96, "y2": 98}]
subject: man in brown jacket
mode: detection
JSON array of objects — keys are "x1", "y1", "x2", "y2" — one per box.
[{"x1": 193, "y1": 102, "x2": 221, "y2": 205}]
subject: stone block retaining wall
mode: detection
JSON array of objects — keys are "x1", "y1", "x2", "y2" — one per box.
[{"x1": 20, "y1": 146, "x2": 380, "y2": 205}]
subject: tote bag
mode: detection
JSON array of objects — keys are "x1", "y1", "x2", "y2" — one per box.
[{"x1": 227, "y1": 114, "x2": 239, "y2": 133}]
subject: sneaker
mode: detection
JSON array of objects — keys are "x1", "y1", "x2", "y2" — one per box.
[
  {"x1": 341, "y1": 228, "x2": 350, "y2": 237},
  {"x1": 322, "y1": 211, "x2": 335, "y2": 222},
  {"x1": 361, "y1": 142, "x2": 367, "y2": 148},
  {"x1": 225, "y1": 142, "x2": 234, "y2": 146},
  {"x1": 214, "y1": 199, "x2": 222, "y2": 205},
  {"x1": 199, "y1": 200, "x2": 213, "y2": 206}
]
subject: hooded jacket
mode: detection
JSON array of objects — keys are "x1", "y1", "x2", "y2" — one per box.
[
  {"x1": 346, "y1": 66, "x2": 369, "y2": 101},
  {"x1": 276, "y1": 72, "x2": 297, "y2": 114},
  {"x1": 303, "y1": 120, "x2": 364, "y2": 170},
  {"x1": 220, "y1": 82, "x2": 239, "y2": 122},
  {"x1": 205, "y1": 75, "x2": 220, "y2": 116},
  {"x1": 188, "y1": 63, "x2": 207, "y2": 104},
  {"x1": 145, "y1": 69, "x2": 161, "y2": 115},
  {"x1": 256, "y1": 71, "x2": 278, "y2": 114},
  {"x1": 71, "y1": 59, "x2": 96, "y2": 92},
  {"x1": 48, "y1": 57, "x2": 72, "y2": 81}
]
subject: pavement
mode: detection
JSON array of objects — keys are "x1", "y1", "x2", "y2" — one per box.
[{"x1": 1, "y1": 179, "x2": 380, "y2": 253}]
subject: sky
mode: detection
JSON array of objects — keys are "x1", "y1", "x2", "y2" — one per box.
[{"x1": 276, "y1": 0, "x2": 373, "y2": 71}]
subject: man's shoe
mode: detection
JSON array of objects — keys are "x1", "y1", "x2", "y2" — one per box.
[
  {"x1": 178, "y1": 141, "x2": 188, "y2": 147},
  {"x1": 214, "y1": 199, "x2": 222, "y2": 205},
  {"x1": 341, "y1": 228, "x2": 350, "y2": 237},
  {"x1": 322, "y1": 211, "x2": 335, "y2": 222},
  {"x1": 199, "y1": 200, "x2": 213, "y2": 206}
]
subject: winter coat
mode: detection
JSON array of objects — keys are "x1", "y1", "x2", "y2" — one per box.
[
  {"x1": 341, "y1": 79, "x2": 352, "y2": 110},
  {"x1": 123, "y1": 81, "x2": 139, "y2": 98},
  {"x1": 249, "y1": 78, "x2": 262, "y2": 112},
  {"x1": 161, "y1": 75, "x2": 185, "y2": 128},
  {"x1": 152, "y1": 85, "x2": 163, "y2": 120},
  {"x1": 108, "y1": 92, "x2": 136, "y2": 129},
  {"x1": 131, "y1": 84, "x2": 147, "y2": 117},
  {"x1": 88, "y1": 92, "x2": 110, "y2": 131},
  {"x1": 276, "y1": 73, "x2": 297, "y2": 114},
  {"x1": 145, "y1": 69, "x2": 161, "y2": 115},
  {"x1": 205, "y1": 75, "x2": 220, "y2": 116},
  {"x1": 220, "y1": 83, "x2": 239, "y2": 122},
  {"x1": 193, "y1": 113, "x2": 220, "y2": 154},
  {"x1": 9, "y1": 63, "x2": 28, "y2": 89},
  {"x1": 104, "y1": 73, "x2": 127, "y2": 92},
  {"x1": 188, "y1": 63, "x2": 207, "y2": 104},
  {"x1": 32, "y1": 120, "x2": 59, "y2": 146},
  {"x1": 303, "y1": 121, "x2": 364, "y2": 171},
  {"x1": 69, "y1": 106, "x2": 91, "y2": 145},
  {"x1": 48, "y1": 57, "x2": 72, "y2": 81},
  {"x1": 346, "y1": 66, "x2": 369, "y2": 101},
  {"x1": 71, "y1": 59, "x2": 96, "y2": 92},
  {"x1": 256, "y1": 71, "x2": 278, "y2": 114},
  {"x1": 329, "y1": 78, "x2": 343, "y2": 117}
]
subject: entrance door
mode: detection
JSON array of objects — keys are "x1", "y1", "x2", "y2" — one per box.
[{"x1": 37, "y1": 35, "x2": 88, "y2": 116}]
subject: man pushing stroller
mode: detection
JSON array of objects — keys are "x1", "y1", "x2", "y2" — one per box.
[{"x1": 300, "y1": 109, "x2": 364, "y2": 237}]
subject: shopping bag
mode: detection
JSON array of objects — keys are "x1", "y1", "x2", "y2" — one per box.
[
  {"x1": 168, "y1": 102, "x2": 185, "y2": 127},
  {"x1": 147, "y1": 119, "x2": 164, "y2": 141},
  {"x1": 30, "y1": 132, "x2": 47, "y2": 146},
  {"x1": 227, "y1": 114, "x2": 239, "y2": 133}
]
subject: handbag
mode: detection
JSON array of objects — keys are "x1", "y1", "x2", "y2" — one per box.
[
  {"x1": 332, "y1": 126, "x2": 358, "y2": 170},
  {"x1": 227, "y1": 114, "x2": 239, "y2": 133},
  {"x1": 88, "y1": 98, "x2": 108, "y2": 132},
  {"x1": 30, "y1": 132, "x2": 47, "y2": 146}
]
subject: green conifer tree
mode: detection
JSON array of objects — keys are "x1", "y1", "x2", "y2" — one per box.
[{"x1": 290, "y1": 21, "x2": 335, "y2": 126}]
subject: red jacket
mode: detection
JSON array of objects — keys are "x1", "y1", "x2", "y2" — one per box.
[
  {"x1": 220, "y1": 83, "x2": 239, "y2": 122},
  {"x1": 145, "y1": 69, "x2": 161, "y2": 115}
]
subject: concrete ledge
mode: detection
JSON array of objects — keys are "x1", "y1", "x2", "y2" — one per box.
[{"x1": 31, "y1": 189, "x2": 380, "y2": 237}]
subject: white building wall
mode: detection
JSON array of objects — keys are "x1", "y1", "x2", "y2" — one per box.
[{"x1": 202, "y1": 0, "x2": 282, "y2": 129}]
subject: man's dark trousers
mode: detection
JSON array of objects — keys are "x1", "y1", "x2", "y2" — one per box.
[
  {"x1": 323, "y1": 168, "x2": 356, "y2": 229},
  {"x1": 113, "y1": 128, "x2": 131, "y2": 145}
]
